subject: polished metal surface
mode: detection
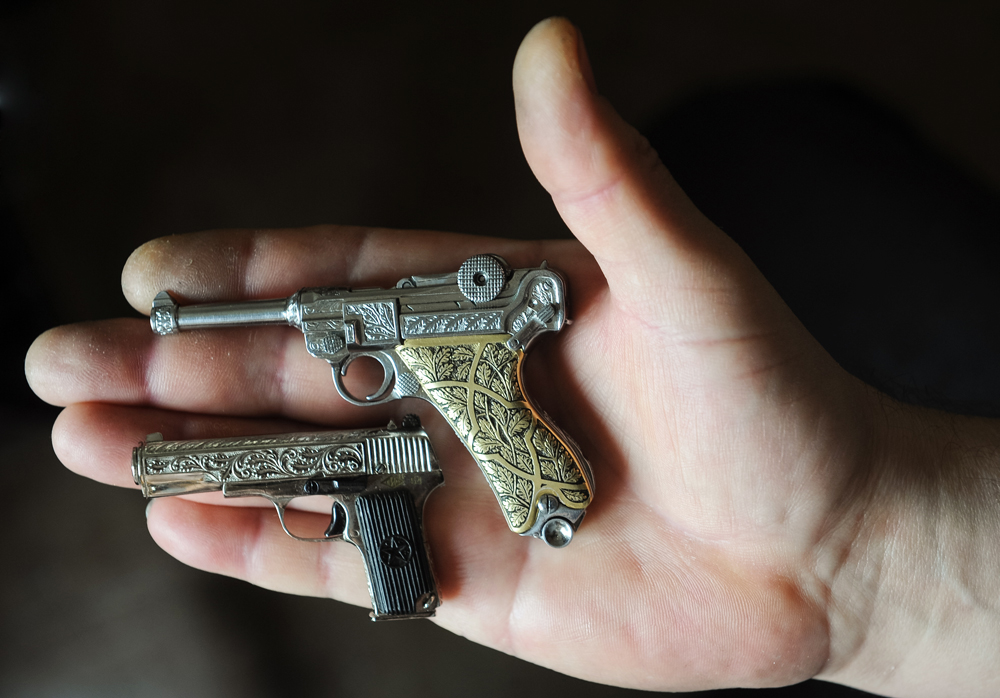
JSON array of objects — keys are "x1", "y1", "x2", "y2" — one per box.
[
  {"x1": 150, "y1": 291, "x2": 292, "y2": 335},
  {"x1": 149, "y1": 255, "x2": 593, "y2": 546},
  {"x1": 523, "y1": 493, "x2": 585, "y2": 546},
  {"x1": 133, "y1": 419, "x2": 444, "y2": 620},
  {"x1": 540, "y1": 517, "x2": 574, "y2": 549}
]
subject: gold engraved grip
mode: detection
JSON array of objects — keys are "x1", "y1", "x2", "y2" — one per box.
[{"x1": 395, "y1": 335, "x2": 592, "y2": 535}]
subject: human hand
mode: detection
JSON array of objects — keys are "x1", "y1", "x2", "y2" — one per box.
[{"x1": 24, "y1": 17, "x2": 1000, "y2": 697}]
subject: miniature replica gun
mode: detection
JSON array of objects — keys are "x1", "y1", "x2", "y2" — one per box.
[
  {"x1": 133, "y1": 418, "x2": 443, "y2": 620},
  {"x1": 150, "y1": 254, "x2": 594, "y2": 547}
]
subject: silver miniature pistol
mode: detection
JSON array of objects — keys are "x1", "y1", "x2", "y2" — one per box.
[
  {"x1": 133, "y1": 417, "x2": 443, "y2": 620},
  {"x1": 149, "y1": 254, "x2": 594, "y2": 547}
]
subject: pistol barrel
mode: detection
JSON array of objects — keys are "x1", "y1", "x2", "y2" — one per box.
[{"x1": 150, "y1": 291, "x2": 293, "y2": 335}]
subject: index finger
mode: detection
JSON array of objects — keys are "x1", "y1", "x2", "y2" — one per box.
[{"x1": 121, "y1": 225, "x2": 601, "y2": 313}]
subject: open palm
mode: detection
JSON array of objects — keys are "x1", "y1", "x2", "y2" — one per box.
[{"x1": 26, "y1": 18, "x2": 878, "y2": 692}]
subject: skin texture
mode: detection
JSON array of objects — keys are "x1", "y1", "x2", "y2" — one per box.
[{"x1": 24, "y1": 18, "x2": 1000, "y2": 696}]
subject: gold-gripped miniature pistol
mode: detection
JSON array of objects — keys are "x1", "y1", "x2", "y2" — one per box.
[
  {"x1": 133, "y1": 417, "x2": 442, "y2": 620},
  {"x1": 149, "y1": 254, "x2": 594, "y2": 546}
]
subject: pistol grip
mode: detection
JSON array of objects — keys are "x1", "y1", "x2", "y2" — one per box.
[
  {"x1": 354, "y1": 489, "x2": 439, "y2": 620},
  {"x1": 394, "y1": 335, "x2": 593, "y2": 538}
]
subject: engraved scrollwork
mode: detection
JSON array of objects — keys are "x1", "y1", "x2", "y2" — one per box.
[
  {"x1": 302, "y1": 299, "x2": 343, "y2": 316},
  {"x1": 229, "y1": 444, "x2": 350, "y2": 479},
  {"x1": 510, "y1": 310, "x2": 529, "y2": 334},
  {"x1": 145, "y1": 432, "x2": 372, "y2": 453},
  {"x1": 144, "y1": 453, "x2": 231, "y2": 478},
  {"x1": 531, "y1": 278, "x2": 557, "y2": 305},
  {"x1": 333, "y1": 445, "x2": 364, "y2": 472},
  {"x1": 302, "y1": 319, "x2": 342, "y2": 332},
  {"x1": 510, "y1": 278, "x2": 559, "y2": 333},
  {"x1": 144, "y1": 438, "x2": 369, "y2": 482},
  {"x1": 231, "y1": 449, "x2": 288, "y2": 479}
]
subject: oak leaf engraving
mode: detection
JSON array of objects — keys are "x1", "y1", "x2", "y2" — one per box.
[
  {"x1": 472, "y1": 392, "x2": 534, "y2": 474},
  {"x1": 397, "y1": 344, "x2": 475, "y2": 384},
  {"x1": 427, "y1": 386, "x2": 472, "y2": 437},
  {"x1": 481, "y1": 461, "x2": 531, "y2": 528},
  {"x1": 560, "y1": 488, "x2": 591, "y2": 504},
  {"x1": 474, "y1": 343, "x2": 523, "y2": 402},
  {"x1": 532, "y1": 428, "x2": 584, "y2": 485},
  {"x1": 395, "y1": 346, "x2": 436, "y2": 384}
]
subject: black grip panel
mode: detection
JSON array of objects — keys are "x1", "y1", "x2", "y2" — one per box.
[{"x1": 355, "y1": 489, "x2": 438, "y2": 620}]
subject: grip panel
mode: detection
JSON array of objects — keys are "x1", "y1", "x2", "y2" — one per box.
[
  {"x1": 355, "y1": 489, "x2": 438, "y2": 620},
  {"x1": 395, "y1": 335, "x2": 592, "y2": 534}
]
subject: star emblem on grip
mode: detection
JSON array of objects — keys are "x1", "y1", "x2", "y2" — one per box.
[{"x1": 378, "y1": 534, "x2": 413, "y2": 568}]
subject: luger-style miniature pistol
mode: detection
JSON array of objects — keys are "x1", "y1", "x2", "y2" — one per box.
[
  {"x1": 133, "y1": 417, "x2": 443, "y2": 620},
  {"x1": 149, "y1": 254, "x2": 594, "y2": 547}
]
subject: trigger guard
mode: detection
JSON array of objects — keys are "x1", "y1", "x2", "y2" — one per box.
[
  {"x1": 269, "y1": 498, "x2": 300, "y2": 539},
  {"x1": 271, "y1": 497, "x2": 348, "y2": 543},
  {"x1": 333, "y1": 352, "x2": 397, "y2": 406}
]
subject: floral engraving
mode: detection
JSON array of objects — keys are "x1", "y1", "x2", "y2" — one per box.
[
  {"x1": 531, "y1": 278, "x2": 557, "y2": 305},
  {"x1": 395, "y1": 344, "x2": 474, "y2": 384},
  {"x1": 403, "y1": 310, "x2": 503, "y2": 337},
  {"x1": 302, "y1": 299, "x2": 343, "y2": 316},
  {"x1": 511, "y1": 279, "x2": 559, "y2": 333},
  {"x1": 144, "y1": 441, "x2": 365, "y2": 482},
  {"x1": 474, "y1": 343, "x2": 523, "y2": 402},
  {"x1": 136, "y1": 430, "x2": 439, "y2": 490},
  {"x1": 393, "y1": 338, "x2": 590, "y2": 533},
  {"x1": 426, "y1": 386, "x2": 472, "y2": 437},
  {"x1": 481, "y1": 461, "x2": 531, "y2": 529},
  {"x1": 301, "y1": 319, "x2": 343, "y2": 332},
  {"x1": 145, "y1": 453, "x2": 230, "y2": 480},
  {"x1": 560, "y1": 488, "x2": 590, "y2": 504},
  {"x1": 472, "y1": 391, "x2": 533, "y2": 474},
  {"x1": 401, "y1": 311, "x2": 503, "y2": 337},
  {"x1": 345, "y1": 301, "x2": 398, "y2": 344},
  {"x1": 532, "y1": 428, "x2": 584, "y2": 484}
]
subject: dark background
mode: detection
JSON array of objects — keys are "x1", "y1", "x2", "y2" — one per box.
[{"x1": 3, "y1": 1, "x2": 999, "y2": 696}]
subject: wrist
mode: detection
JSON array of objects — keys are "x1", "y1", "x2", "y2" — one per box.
[{"x1": 820, "y1": 389, "x2": 1000, "y2": 697}]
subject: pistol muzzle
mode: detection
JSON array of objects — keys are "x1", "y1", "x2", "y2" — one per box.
[{"x1": 133, "y1": 432, "x2": 226, "y2": 498}]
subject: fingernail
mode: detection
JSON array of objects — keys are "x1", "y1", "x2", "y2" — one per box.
[
  {"x1": 575, "y1": 26, "x2": 597, "y2": 94},
  {"x1": 145, "y1": 499, "x2": 154, "y2": 520}
]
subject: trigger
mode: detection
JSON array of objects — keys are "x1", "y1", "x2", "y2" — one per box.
[{"x1": 325, "y1": 501, "x2": 348, "y2": 538}]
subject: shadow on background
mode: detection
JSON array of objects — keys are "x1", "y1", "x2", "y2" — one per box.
[
  {"x1": 3, "y1": 2, "x2": 998, "y2": 696},
  {"x1": 648, "y1": 80, "x2": 1000, "y2": 416}
]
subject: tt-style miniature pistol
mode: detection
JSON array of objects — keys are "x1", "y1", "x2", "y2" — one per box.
[
  {"x1": 133, "y1": 417, "x2": 442, "y2": 620},
  {"x1": 149, "y1": 254, "x2": 594, "y2": 547}
]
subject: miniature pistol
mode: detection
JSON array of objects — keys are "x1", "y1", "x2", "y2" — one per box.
[
  {"x1": 149, "y1": 254, "x2": 594, "y2": 547},
  {"x1": 133, "y1": 417, "x2": 443, "y2": 620}
]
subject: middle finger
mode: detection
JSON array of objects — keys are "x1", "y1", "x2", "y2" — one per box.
[{"x1": 27, "y1": 318, "x2": 395, "y2": 423}]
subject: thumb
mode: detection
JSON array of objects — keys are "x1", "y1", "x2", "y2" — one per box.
[{"x1": 513, "y1": 18, "x2": 740, "y2": 308}]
